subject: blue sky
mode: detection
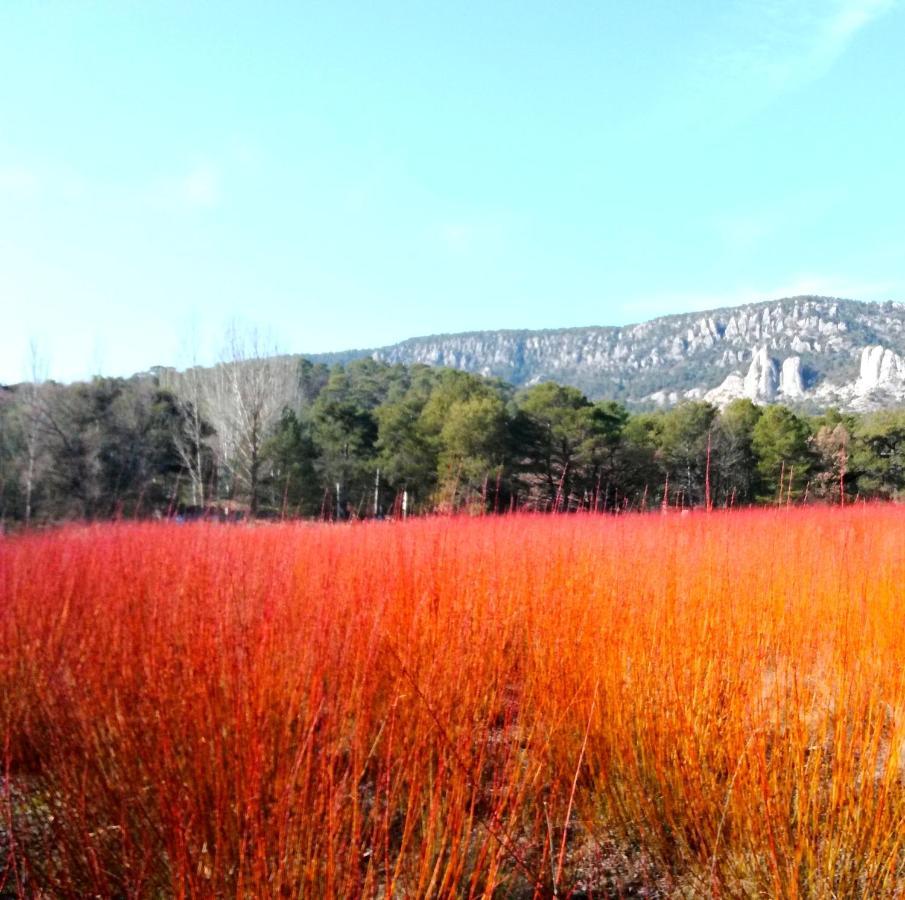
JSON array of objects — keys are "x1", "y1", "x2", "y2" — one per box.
[{"x1": 2, "y1": 0, "x2": 905, "y2": 382}]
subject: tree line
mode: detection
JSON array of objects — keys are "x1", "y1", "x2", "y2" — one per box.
[{"x1": 3, "y1": 347, "x2": 905, "y2": 527}]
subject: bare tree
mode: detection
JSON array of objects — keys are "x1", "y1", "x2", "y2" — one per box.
[
  {"x1": 19, "y1": 340, "x2": 48, "y2": 527},
  {"x1": 161, "y1": 345, "x2": 211, "y2": 509},
  {"x1": 203, "y1": 325, "x2": 296, "y2": 516}
]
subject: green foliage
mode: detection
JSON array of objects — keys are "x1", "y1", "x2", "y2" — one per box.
[
  {"x1": 437, "y1": 394, "x2": 509, "y2": 508},
  {"x1": 1, "y1": 376, "x2": 189, "y2": 522},
  {"x1": 655, "y1": 402, "x2": 718, "y2": 506},
  {"x1": 0, "y1": 390, "x2": 26, "y2": 523},
  {"x1": 8, "y1": 352, "x2": 905, "y2": 525},
  {"x1": 297, "y1": 359, "x2": 330, "y2": 407},
  {"x1": 752, "y1": 405, "x2": 813, "y2": 501},
  {"x1": 515, "y1": 383, "x2": 629, "y2": 509},
  {"x1": 851, "y1": 410, "x2": 905, "y2": 499},
  {"x1": 712, "y1": 399, "x2": 763, "y2": 505},
  {"x1": 261, "y1": 410, "x2": 321, "y2": 517},
  {"x1": 310, "y1": 369, "x2": 379, "y2": 513},
  {"x1": 375, "y1": 394, "x2": 437, "y2": 511}
]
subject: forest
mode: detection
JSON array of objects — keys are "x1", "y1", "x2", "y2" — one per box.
[{"x1": 2, "y1": 345, "x2": 905, "y2": 528}]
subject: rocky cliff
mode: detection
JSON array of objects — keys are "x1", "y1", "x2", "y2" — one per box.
[{"x1": 305, "y1": 296, "x2": 905, "y2": 410}]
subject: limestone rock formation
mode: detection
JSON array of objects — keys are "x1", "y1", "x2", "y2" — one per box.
[
  {"x1": 779, "y1": 356, "x2": 804, "y2": 398},
  {"x1": 743, "y1": 347, "x2": 778, "y2": 401},
  {"x1": 856, "y1": 345, "x2": 905, "y2": 392},
  {"x1": 305, "y1": 296, "x2": 905, "y2": 411}
]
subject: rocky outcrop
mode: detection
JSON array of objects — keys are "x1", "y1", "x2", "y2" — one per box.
[
  {"x1": 703, "y1": 349, "x2": 801, "y2": 405},
  {"x1": 305, "y1": 296, "x2": 905, "y2": 411},
  {"x1": 856, "y1": 345, "x2": 905, "y2": 392},
  {"x1": 703, "y1": 373, "x2": 746, "y2": 407},
  {"x1": 743, "y1": 347, "x2": 778, "y2": 401},
  {"x1": 699, "y1": 342, "x2": 905, "y2": 409},
  {"x1": 779, "y1": 357, "x2": 804, "y2": 398}
]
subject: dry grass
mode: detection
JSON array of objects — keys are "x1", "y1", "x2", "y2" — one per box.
[{"x1": 1, "y1": 507, "x2": 904, "y2": 897}]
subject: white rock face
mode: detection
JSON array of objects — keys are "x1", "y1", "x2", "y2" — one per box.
[
  {"x1": 806, "y1": 345, "x2": 905, "y2": 410},
  {"x1": 654, "y1": 340, "x2": 905, "y2": 410},
  {"x1": 857, "y1": 345, "x2": 905, "y2": 392},
  {"x1": 743, "y1": 346, "x2": 778, "y2": 401},
  {"x1": 704, "y1": 373, "x2": 746, "y2": 406},
  {"x1": 705, "y1": 348, "x2": 796, "y2": 406},
  {"x1": 779, "y1": 356, "x2": 804, "y2": 397},
  {"x1": 648, "y1": 389, "x2": 680, "y2": 407},
  {"x1": 361, "y1": 297, "x2": 905, "y2": 411},
  {"x1": 859, "y1": 346, "x2": 885, "y2": 390}
]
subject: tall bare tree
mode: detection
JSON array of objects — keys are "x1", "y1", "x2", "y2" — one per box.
[
  {"x1": 19, "y1": 341, "x2": 49, "y2": 526},
  {"x1": 161, "y1": 355, "x2": 211, "y2": 509},
  {"x1": 203, "y1": 325, "x2": 296, "y2": 516}
]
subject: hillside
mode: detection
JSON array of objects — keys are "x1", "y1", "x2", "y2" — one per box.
[{"x1": 304, "y1": 296, "x2": 905, "y2": 410}]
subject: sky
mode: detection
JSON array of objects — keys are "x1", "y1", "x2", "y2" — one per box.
[{"x1": 2, "y1": 0, "x2": 905, "y2": 383}]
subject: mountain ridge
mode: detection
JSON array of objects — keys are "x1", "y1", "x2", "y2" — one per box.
[{"x1": 303, "y1": 296, "x2": 905, "y2": 411}]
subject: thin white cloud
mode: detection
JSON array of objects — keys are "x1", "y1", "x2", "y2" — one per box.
[
  {"x1": 635, "y1": 0, "x2": 898, "y2": 141},
  {"x1": 0, "y1": 164, "x2": 40, "y2": 195},
  {"x1": 1, "y1": 154, "x2": 233, "y2": 210},
  {"x1": 434, "y1": 213, "x2": 515, "y2": 255},
  {"x1": 825, "y1": 0, "x2": 895, "y2": 47},
  {"x1": 724, "y1": 0, "x2": 896, "y2": 96},
  {"x1": 714, "y1": 188, "x2": 846, "y2": 254},
  {"x1": 0, "y1": 163, "x2": 91, "y2": 201},
  {"x1": 182, "y1": 164, "x2": 221, "y2": 208},
  {"x1": 151, "y1": 162, "x2": 223, "y2": 211},
  {"x1": 439, "y1": 221, "x2": 482, "y2": 252}
]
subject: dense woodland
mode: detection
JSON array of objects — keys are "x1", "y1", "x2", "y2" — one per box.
[{"x1": 3, "y1": 348, "x2": 905, "y2": 528}]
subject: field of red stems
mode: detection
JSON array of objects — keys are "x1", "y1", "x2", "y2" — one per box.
[{"x1": 2, "y1": 509, "x2": 905, "y2": 899}]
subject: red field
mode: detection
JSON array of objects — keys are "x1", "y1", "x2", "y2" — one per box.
[{"x1": 2, "y1": 509, "x2": 905, "y2": 897}]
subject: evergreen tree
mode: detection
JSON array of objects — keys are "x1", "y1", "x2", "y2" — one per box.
[{"x1": 751, "y1": 405, "x2": 813, "y2": 502}]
